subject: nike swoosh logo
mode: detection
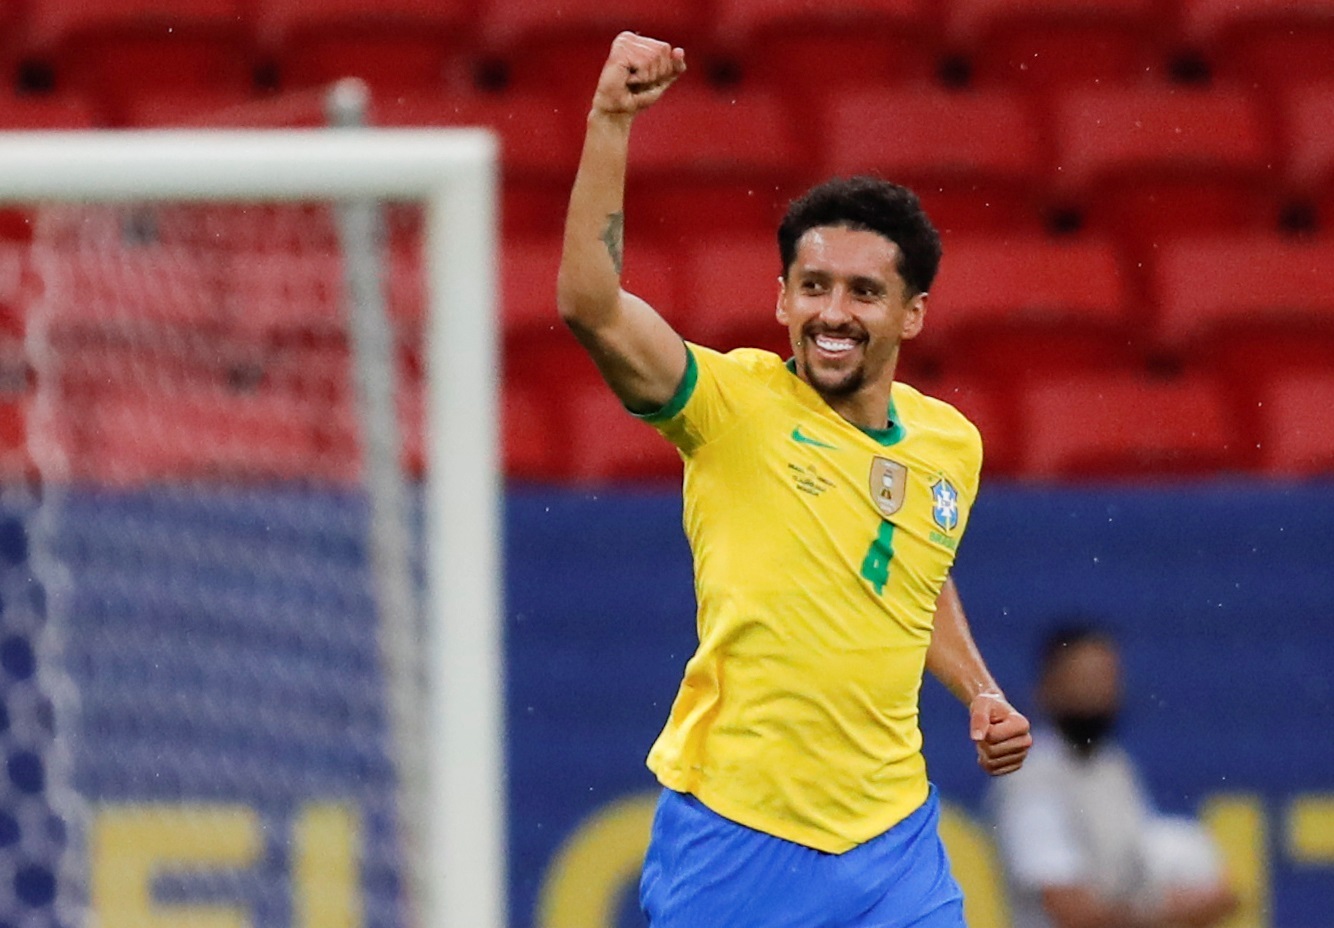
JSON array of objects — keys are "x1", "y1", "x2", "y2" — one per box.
[{"x1": 791, "y1": 427, "x2": 837, "y2": 449}]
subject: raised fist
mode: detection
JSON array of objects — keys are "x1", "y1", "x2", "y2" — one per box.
[{"x1": 591, "y1": 32, "x2": 687, "y2": 118}]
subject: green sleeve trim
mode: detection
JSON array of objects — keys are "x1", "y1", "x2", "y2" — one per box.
[{"x1": 636, "y1": 344, "x2": 698, "y2": 423}]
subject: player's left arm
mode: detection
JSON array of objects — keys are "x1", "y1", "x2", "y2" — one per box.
[{"x1": 926, "y1": 575, "x2": 1032, "y2": 776}]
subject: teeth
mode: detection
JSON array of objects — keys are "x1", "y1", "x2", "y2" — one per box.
[{"x1": 814, "y1": 335, "x2": 857, "y2": 352}]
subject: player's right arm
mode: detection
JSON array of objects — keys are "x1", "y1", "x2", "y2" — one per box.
[{"x1": 557, "y1": 33, "x2": 689, "y2": 414}]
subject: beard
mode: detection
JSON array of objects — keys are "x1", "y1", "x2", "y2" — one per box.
[
  {"x1": 798, "y1": 327, "x2": 867, "y2": 398},
  {"x1": 805, "y1": 356, "x2": 865, "y2": 398}
]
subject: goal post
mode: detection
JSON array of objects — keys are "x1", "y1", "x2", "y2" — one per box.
[{"x1": 0, "y1": 128, "x2": 505, "y2": 928}]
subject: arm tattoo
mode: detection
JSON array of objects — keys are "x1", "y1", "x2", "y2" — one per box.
[{"x1": 601, "y1": 211, "x2": 625, "y2": 275}]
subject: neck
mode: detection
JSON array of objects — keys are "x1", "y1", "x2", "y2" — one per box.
[
  {"x1": 823, "y1": 387, "x2": 894, "y2": 431},
  {"x1": 803, "y1": 352, "x2": 899, "y2": 431}
]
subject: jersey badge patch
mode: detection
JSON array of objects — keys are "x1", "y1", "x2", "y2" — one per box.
[
  {"x1": 869, "y1": 457, "x2": 907, "y2": 518},
  {"x1": 931, "y1": 478, "x2": 960, "y2": 532}
]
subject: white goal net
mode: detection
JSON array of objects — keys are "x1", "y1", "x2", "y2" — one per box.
[{"x1": 0, "y1": 130, "x2": 502, "y2": 928}]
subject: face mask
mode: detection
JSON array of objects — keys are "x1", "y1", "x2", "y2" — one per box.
[{"x1": 1053, "y1": 711, "x2": 1117, "y2": 757}]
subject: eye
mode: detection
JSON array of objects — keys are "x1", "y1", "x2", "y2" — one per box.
[{"x1": 800, "y1": 278, "x2": 825, "y2": 294}]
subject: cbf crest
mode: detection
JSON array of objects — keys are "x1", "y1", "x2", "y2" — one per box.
[
  {"x1": 869, "y1": 457, "x2": 908, "y2": 519},
  {"x1": 931, "y1": 478, "x2": 960, "y2": 532}
]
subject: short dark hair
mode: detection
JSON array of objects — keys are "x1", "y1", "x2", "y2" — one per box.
[
  {"x1": 1038, "y1": 621, "x2": 1115, "y2": 675},
  {"x1": 777, "y1": 175, "x2": 943, "y2": 296}
]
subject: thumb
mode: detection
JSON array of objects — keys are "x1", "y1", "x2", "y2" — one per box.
[
  {"x1": 970, "y1": 703, "x2": 990, "y2": 742},
  {"x1": 969, "y1": 692, "x2": 1006, "y2": 741}
]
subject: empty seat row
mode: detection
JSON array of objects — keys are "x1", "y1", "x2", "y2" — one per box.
[
  {"x1": 5, "y1": 80, "x2": 1333, "y2": 249},
  {"x1": 503, "y1": 232, "x2": 1334, "y2": 363},
  {"x1": 505, "y1": 356, "x2": 1334, "y2": 482},
  {"x1": 0, "y1": 1, "x2": 1329, "y2": 132},
  {"x1": 0, "y1": 317, "x2": 1327, "y2": 484}
]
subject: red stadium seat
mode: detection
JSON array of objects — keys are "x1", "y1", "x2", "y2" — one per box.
[
  {"x1": 624, "y1": 83, "x2": 808, "y2": 242},
  {"x1": 1255, "y1": 371, "x2": 1334, "y2": 477},
  {"x1": 945, "y1": 0, "x2": 1170, "y2": 90},
  {"x1": 500, "y1": 238, "x2": 563, "y2": 341},
  {"x1": 0, "y1": 90, "x2": 98, "y2": 129},
  {"x1": 61, "y1": 385, "x2": 329, "y2": 484},
  {"x1": 1150, "y1": 236, "x2": 1334, "y2": 440},
  {"x1": 1050, "y1": 86, "x2": 1278, "y2": 253},
  {"x1": 503, "y1": 373, "x2": 561, "y2": 480},
  {"x1": 821, "y1": 86, "x2": 1048, "y2": 234},
  {"x1": 478, "y1": 0, "x2": 705, "y2": 98},
  {"x1": 23, "y1": 0, "x2": 257, "y2": 125},
  {"x1": 563, "y1": 377, "x2": 683, "y2": 483},
  {"x1": 682, "y1": 233, "x2": 789, "y2": 355},
  {"x1": 708, "y1": 0, "x2": 942, "y2": 95},
  {"x1": 1282, "y1": 84, "x2": 1334, "y2": 226},
  {"x1": 373, "y1": 88, "x2": 584, "y2": 238},
  {"x1": 1180, "y1": 0, "x2": 1334, "y2": 88},
  {"x1": 373, "y1": 89, "x2": 582, "y2": 179},
  {"x1": 1151, "y1": 235, "x2": 1334, "y2": 347},
  {"x1": 1018, "y1": 370, "x2": 1238, "y2": 478},
  {"x1": 118, "y1": 87, "x2": 268, "y2": 127},
  {"x1": 255, "y1": 0, "x2": 477, "y2": 92},
  {"x1": 925, "y1": 236, "x2": 1138, "y2": 377}
]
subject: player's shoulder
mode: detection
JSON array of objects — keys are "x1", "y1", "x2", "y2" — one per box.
[
  {"x1": 892, "y1": 381, "x2": 982, "y2": 449},
  {"x1": 688, "y1": 343, "x2": 789, "y2": 383}
]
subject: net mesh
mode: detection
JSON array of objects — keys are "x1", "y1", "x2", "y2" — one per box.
[{"x1": 1, "y1": 199, "x2": 426, "y2": 927}]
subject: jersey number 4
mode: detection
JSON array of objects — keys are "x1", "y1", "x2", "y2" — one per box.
[{"x1": 859, "y1": 521, "x2": 896, "y2": 595}]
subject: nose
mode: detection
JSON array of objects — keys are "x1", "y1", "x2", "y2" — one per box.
[{"x1": 818, "y1": 287, "x2": 854, "y2": 325}]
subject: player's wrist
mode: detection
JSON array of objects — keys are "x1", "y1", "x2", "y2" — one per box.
[{"x1": 587, "y1": 103, "x2": 637, "y2": 129}]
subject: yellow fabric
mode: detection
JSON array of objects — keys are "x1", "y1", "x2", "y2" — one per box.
[{"x1": 644, "y1": 344, "x2": 983, "y2": 853}]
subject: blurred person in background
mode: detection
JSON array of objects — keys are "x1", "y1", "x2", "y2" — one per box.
[
  {"x1": 990, "y1": 624, "x2": 1238, "y2": 928},
  {"x1": 558, "y1": 31, "x2": 1032, "y2": 928}
]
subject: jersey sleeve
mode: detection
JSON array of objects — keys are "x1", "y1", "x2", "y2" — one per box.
[{"x1": 636, "y1": 343, "x2": 768, "y2": 455}]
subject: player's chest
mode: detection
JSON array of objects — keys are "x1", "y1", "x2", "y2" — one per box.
[{"x1": 762, "y1": 420, "x2": 967, "y2": 544}]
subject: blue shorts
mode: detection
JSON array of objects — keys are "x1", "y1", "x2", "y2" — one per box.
[{"x1": 639, "y1": 785, "x2": 965, "y2": 928}]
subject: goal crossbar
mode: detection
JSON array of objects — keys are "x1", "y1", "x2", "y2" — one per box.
[{"x1": 0, "y1": 128, "x2": 504, "y2": 928}]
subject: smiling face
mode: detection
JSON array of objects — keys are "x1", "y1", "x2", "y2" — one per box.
[{"x1": 776, "y1": 225, "x2": 926, "y2": 422}]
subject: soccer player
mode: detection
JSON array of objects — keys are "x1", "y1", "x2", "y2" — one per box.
[{"x1": 557, "y1": 32, "x2": 1033, "y2": 928}]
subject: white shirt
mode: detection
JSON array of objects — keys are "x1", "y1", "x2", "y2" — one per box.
[{"x1": 988, "y1": 727, "x2": 1156, "y2": 928}]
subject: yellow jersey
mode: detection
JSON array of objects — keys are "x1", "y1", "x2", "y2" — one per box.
[{"x1": 641, "y1": 343, "x2": 983, "y2": 853}]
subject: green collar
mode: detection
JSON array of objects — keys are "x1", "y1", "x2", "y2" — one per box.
[{"x1": 785, "y1": 357, "x2": 906, "y2": 446}]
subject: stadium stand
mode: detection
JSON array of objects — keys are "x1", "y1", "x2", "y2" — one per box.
[
  {"x1": 563, "y1": 375, "x2": 683, "y2": 483},
  {"x1": 255, "y1": 0, "x2": 478, "y2": 92},
  {"x1": 22, "y1": 0, "x2": 259, "y2": 125},
  {"x1": 503, "y1": 372, "x2": 559, "y2": 481},
  {"x1": 477, "y1": 0, "x2": 706, "y2": 98},
  {"x1": 1254, "y1": 371, "x2": 1334, "y2": 477},
  {"x1": 1281, "y1": 83, "x2": 1334, "y2": 230},
  {"x1": 923, "y1": 235, "x2": 1138, "y2": 379},
  {"x1": 1048, "y1": 85, "x2": 1279, "y2": 261},
  {"x1": 944, "y1": 0, "x2": 1171, "y2": 91},
  {"x1": 682, "y1": 232, "x2": 790, "y2": 356},
  {"x1": 624, "y1": 82, "x2": 808, "y2": 243},
  {"x1": 1179, "y1": 0, "x2": 1334, "y2": 89},
  {"x1": 1151, "y1": 235, "x2": 1334, "y2": 349},
  {"x1": 1017, "y1": 370, "x2": 1238, "y2": 478},
  {"x1": 1150, "y1": 234, "x2": 1334, "y2": 461},
  {"x1": 371, "y1": 87, "x2": 583, "y2": 239},
  {"x1": 820, "y1": 85, "x2": 1050, "y2": 234},
  {"x1": 706, "y1": 0, "x2": 943, "y2": 96},
  {"x1": 0, "y1": 0, "x2": 1323, "y2": 483}
]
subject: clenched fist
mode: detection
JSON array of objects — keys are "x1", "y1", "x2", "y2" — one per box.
[{"x1": 591, "y1": 32, "x2": 687, "y2": 119}]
